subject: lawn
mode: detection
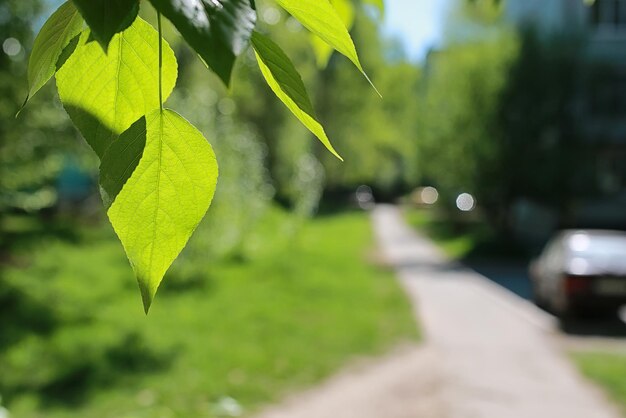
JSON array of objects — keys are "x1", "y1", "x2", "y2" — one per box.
[
  {"x1": 0, "y1": 209, "x2": 417, "y2": 417},
  {"x1": 571, "y1": 352, "x2": 626, "y2": 413},
  {"x1": 404, "y1": 207, "x2": 527, "y2": 260}
]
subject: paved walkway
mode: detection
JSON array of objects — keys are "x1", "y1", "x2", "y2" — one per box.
[
  {"x1": 374, "y1": 205, "x2": 621, "y2": 418},
  {"x1": 254, "y1": 205, "x2": 622, "y2": 418}
]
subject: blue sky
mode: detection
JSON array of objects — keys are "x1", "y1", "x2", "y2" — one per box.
[{"x1": 383, "y1": 0, "x2": 451, "y2": 62}]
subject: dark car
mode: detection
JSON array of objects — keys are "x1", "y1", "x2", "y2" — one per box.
[{"x1": 530, "y1": 230, "x2": 626, "y2": 317}]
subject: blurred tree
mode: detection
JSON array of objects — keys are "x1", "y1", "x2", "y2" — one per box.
[
  {"x1": 0, "y1": 0, "x2": 90, "y2": 242},
  {"x1": 418, "y1": 33, "x2": 517, "y2": 208},
  {"x1": 419, "y1": 5, "x2": 585, "y2": 231},
  {"x1": 235, "y1": 3, "x2": 422, "y2": 202},
  {"x1": 318, "y1": 12, "x2": 421, "y2": 197},
  {"x1": 233, "y1": 1, "x2": 325, "y2": 210}
]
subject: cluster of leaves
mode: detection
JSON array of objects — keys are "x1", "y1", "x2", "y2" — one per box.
[{"x1": 22, "y1": 0, "x2": 381, "y2": 312}]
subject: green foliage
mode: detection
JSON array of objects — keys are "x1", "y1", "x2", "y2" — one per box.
[
  {"x1": 25, "y1": 1, "x2": 83, "y2": 104},
  {"x1": 418, "y1": 16, "x2": 585, "y2": 226},
  {"x1": 252, "y1": 31, "x2": 341, "y2": 160},
  {"x1": 232, "y1": 5, "x2": 415, "y2": 198},
  {"x1": 147, "y1": 0, "x2": 256, "y2": 85},
  {"x1": 318, "y1": 12, "x2": 420, "y2": 194},
  {"x1": 418, "y1": 33, "x2": 517, "y2": 205},
  {"x1": 23, "y1": 0, "x2": 375, "y2": 311},
  {"x1": 72, "y1": 0, "x2": 139, "y2": 49},
  {"x1": 0, "y1": 0, "x2": 85, "y2": 219}
]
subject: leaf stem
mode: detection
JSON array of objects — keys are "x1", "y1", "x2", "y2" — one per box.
[{"x1": 157, "y1": 11, "x2": 163, "y2": 112}]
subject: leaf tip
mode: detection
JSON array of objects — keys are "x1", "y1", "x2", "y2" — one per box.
[
  {"x1": 362, "y1": 71, "x2": 382, "y2": 98},
  {"x1": 16, "y1": 95, "x2": 29, "y2": 118},
  {"x1": 325, "y1": 142, "x2": 343, "y2": 161},
  {"x1": 139, "y1": 281, "x2": 156, "y2": 314}
]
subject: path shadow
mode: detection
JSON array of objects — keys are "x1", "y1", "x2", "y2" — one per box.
[
  {"x1": 558, "y1": 314, "x2": 626, "y2": 337},
  {"x1": 461, "y1": 258, "x2": 626, "y2": 338},
  {"x1": 463, "y1": 258, "x2": 533, "y2": 301}
]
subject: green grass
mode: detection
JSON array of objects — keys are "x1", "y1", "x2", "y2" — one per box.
[
  {"x1": 0, "y1": 209, "x2": 417, "y2": 417},
  {"x1": 404, "y1": 208, "x2": 486, "y2": 259},
  {"x1": 404, "y1": 207, "x2": 526, "y2": 260},
  {"x1": 571, "y1": 352, "x2": 626, "y2": 413}
]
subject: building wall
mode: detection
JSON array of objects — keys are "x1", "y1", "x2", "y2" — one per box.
[
  {"x1": 504, "y1": 0, "x2": 599, "y2": 34},
  {"x1": 505, "y1": 0, "x2": 626, "y2": 226}
]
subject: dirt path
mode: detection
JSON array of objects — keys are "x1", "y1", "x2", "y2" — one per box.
[
  {"x1": 253, "y1": 205, "x2": 622, "y2": 418},
  {"x1": 253, "y1": 345, "x2": 444, "y2": 418}
]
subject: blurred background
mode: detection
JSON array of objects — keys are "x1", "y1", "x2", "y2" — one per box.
[{"x1": 2, "y1": 0, "x2": 626, "y2": 417}]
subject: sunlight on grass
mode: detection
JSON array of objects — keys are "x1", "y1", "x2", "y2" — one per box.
[
  {"x1": 404, "y1": 209, "x2": 477, "y2": 259},
  {"x1": 571, "y1": 352, "x2": 626, "y2": 413},
  {"x1": 1, "y1": 209, "x2": 417, "y2": 418},
  {"x1": 404, "y1": 207, "x2": 525, "y2": 261}
]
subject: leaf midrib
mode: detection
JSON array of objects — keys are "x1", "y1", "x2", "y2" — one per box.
[{"x1": 148, "y1": 111, "x2": 165, "y2": 279}]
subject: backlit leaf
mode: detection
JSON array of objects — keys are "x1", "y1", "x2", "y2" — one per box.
[
  {"x1": 56, "y1": 18, "x2": 178, "y2": 158},
  {"x1": 72, "y1": 0, "x2": 139, "y2": 50},
  {"x1": 251, "y1": 31, "x2": 342, "y2": 160},
  {"x1": 310, "y1": 0, "x2": 355, "y2": 69},
  {"x1": 275, "y1": 0, "x2": 361, "y2": 71},
  {"x1": 25, "y1": 1, "x2": 84, "y2": 106},
  {"x1": 107, "y1": 109, "x2": 218, "y2": 312},
  {"x1": 149, "y1": 0, "x2": 256, "y2": 85}
]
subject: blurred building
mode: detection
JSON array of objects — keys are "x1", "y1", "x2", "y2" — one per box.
[{"x1": 506, "y1": 0, "x2": 626, "y2": 236}]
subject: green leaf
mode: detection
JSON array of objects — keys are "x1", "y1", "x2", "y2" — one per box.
[
  {"x1": 274, "y1": 0, "x2": 371, "y2": 83},
  {"x1": 148, "y1": 0, "x2": 256, "y2": 86},
  {"x1": 251, "y1": 31, "x2": 342, "y2": 160},
  {"x1": 106, "y1": 109, "x2": 218, "y2": 313},
  {"x1": 24, "y1": 1, "x2": 84, "y2": 106},
  {"x1": 56, "y1": 18, "x2": 178, "y2": 158},
  {"x1": 310, "y1": 0, "x2": 355, "y2": 68},
  {"x1": 72, "y1": 0, "x2": 139, "y2": 50}
]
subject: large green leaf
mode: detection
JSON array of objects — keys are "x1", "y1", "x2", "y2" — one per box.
[
  {"x1": 72, "y1": 0, "x2": 139, "y2": 50},
  {"x1": 25, "y1": 1, "x2": 83, "y2": 106},
  {"x1": 251, "y1": 31, "x2": 341, "y2": 160},
  {"x1": 310, "y1": 0, "x2": 355, "y2": 69},
  {"x1": 148, "y1": 0, "x2": 256, "y2": 85},
  {"x1": 107, "y1": 109, "x2": 218, "y2": 313},
  {"x1": 56, "y1": 18, "x2": 178, "y2": 158}
]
